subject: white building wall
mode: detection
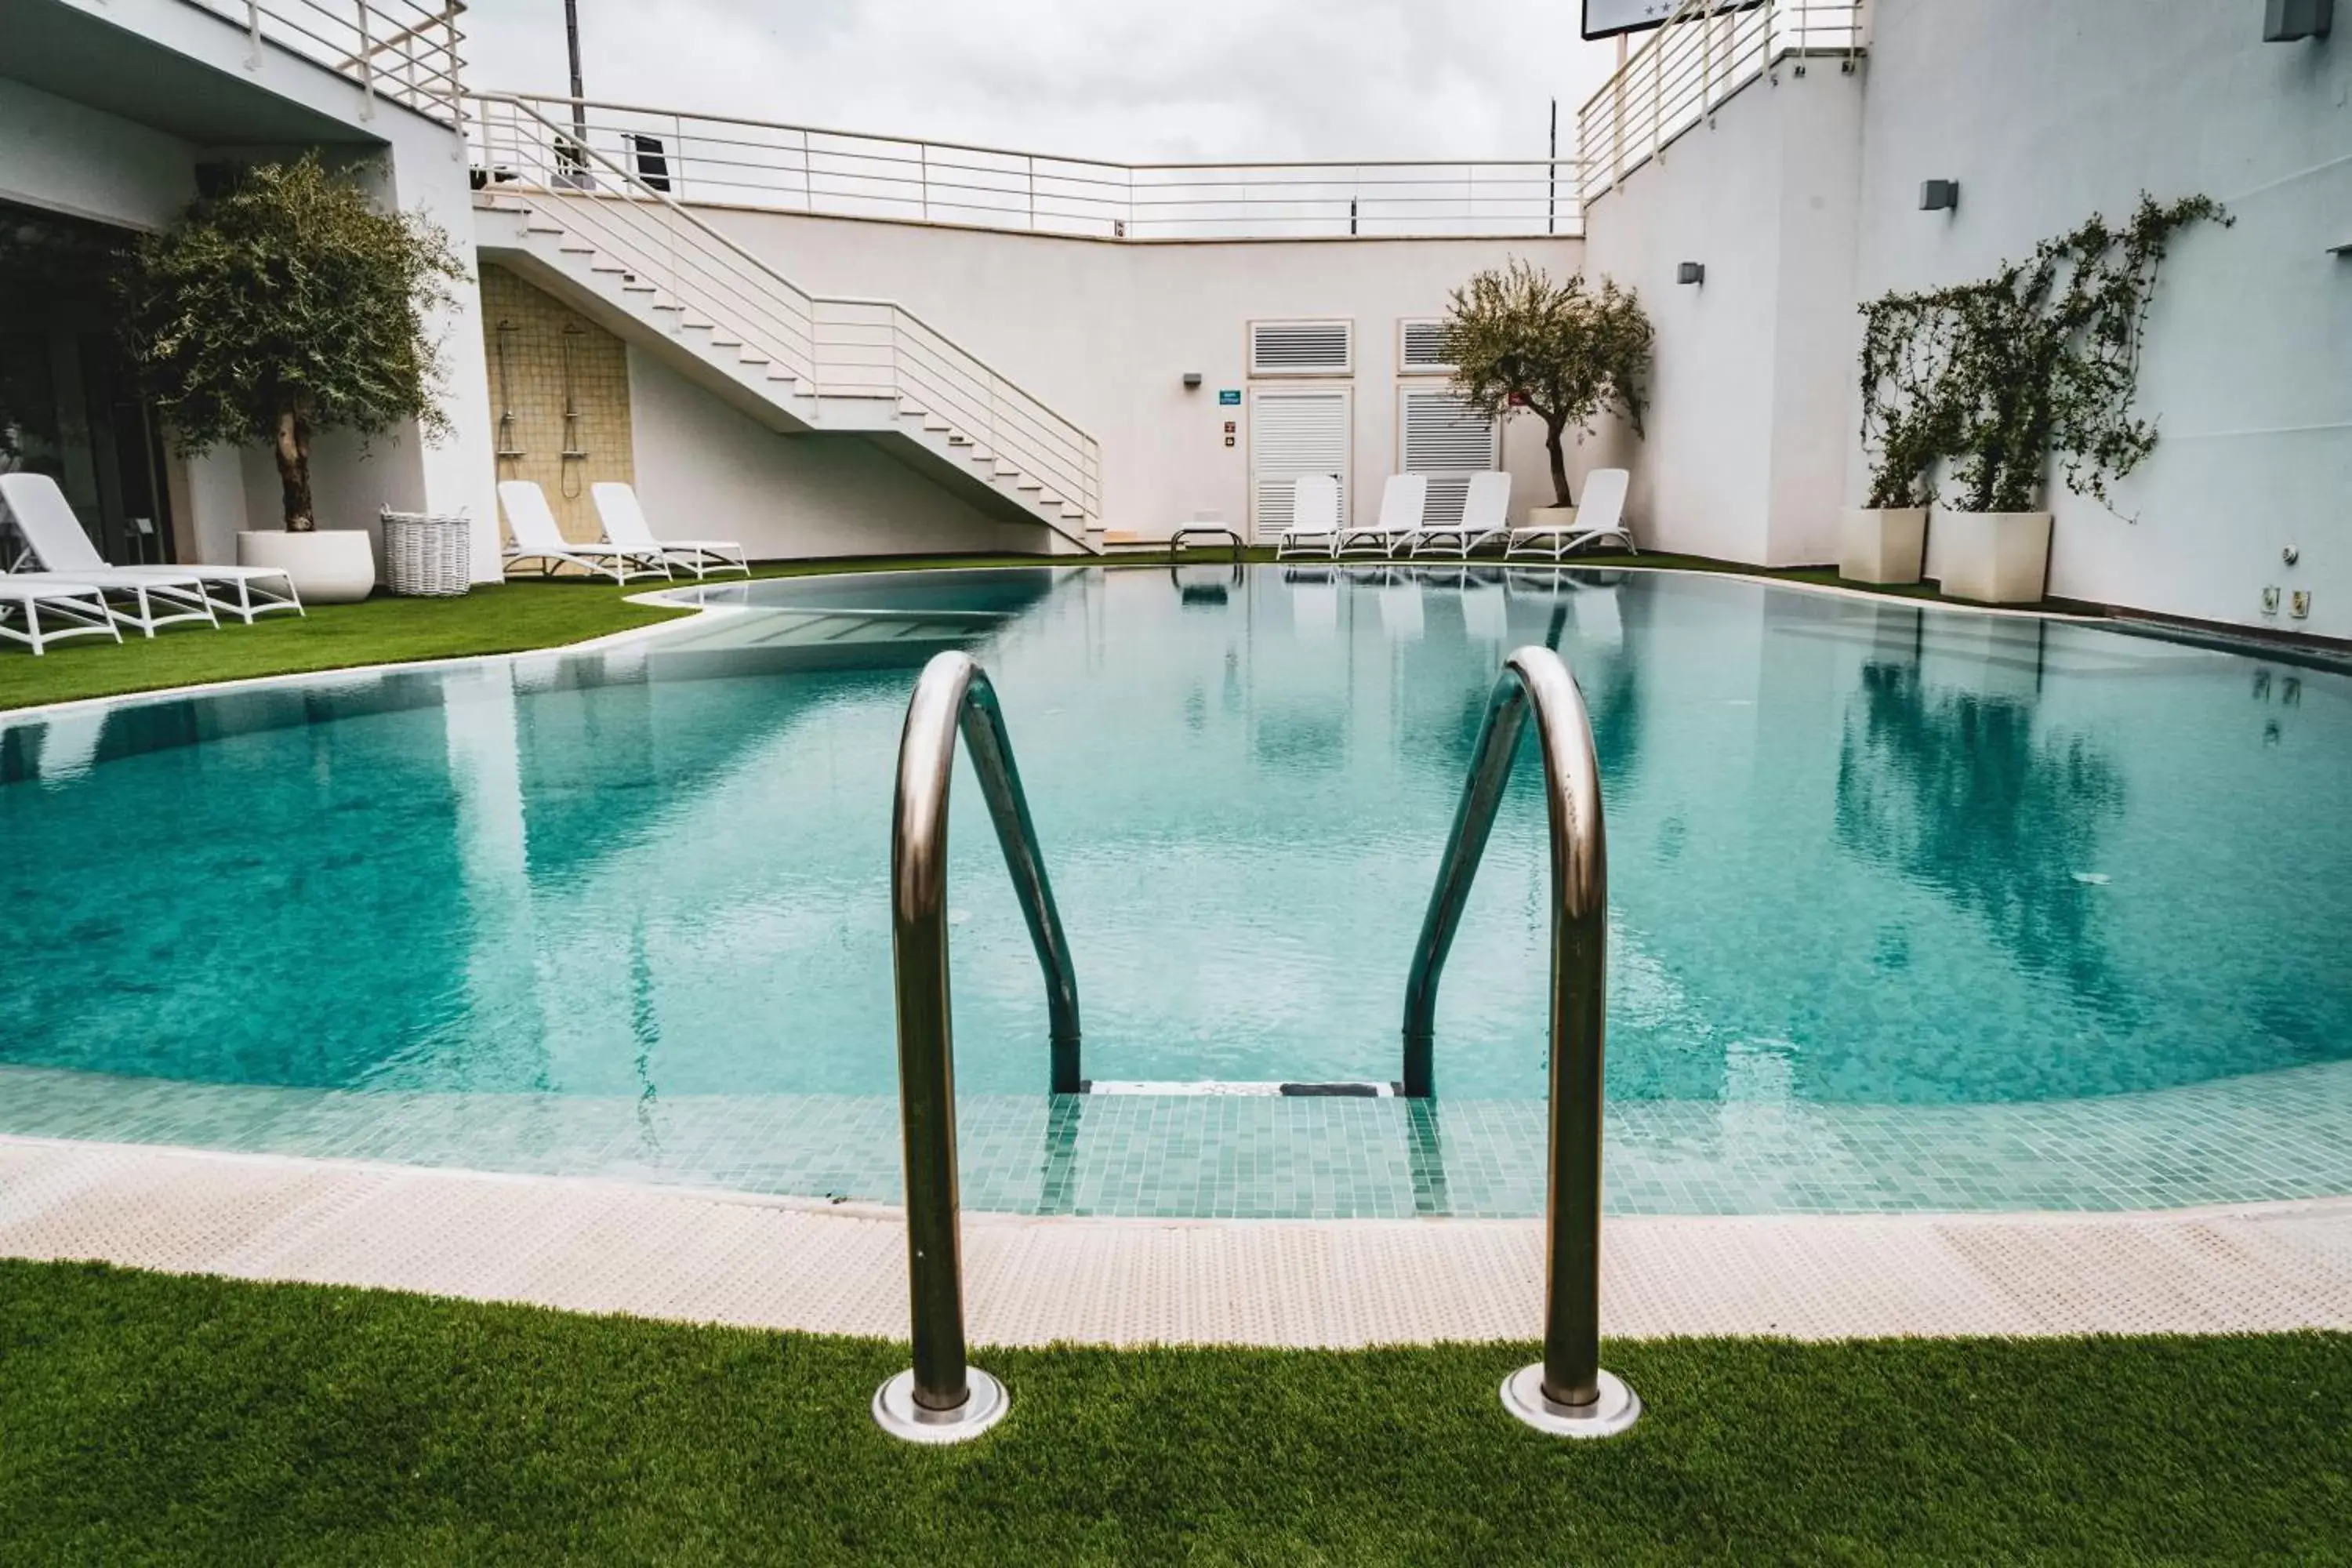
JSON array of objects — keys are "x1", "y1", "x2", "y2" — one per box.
[
  {"x1": 1584, "y1": 0, "x2": 2348, "y2": 632},
  {"x1": 625, "y1": 351, "x2": 1054, "y2": 557},
  {"x1": 0, "y1": 76, "x2": 194, "y2": 230},
  {"x1": 1850, "y1": 0, "x2": 2351, "y2": 638},
  {"x1": 688, "y1": 208, "x2": 1584, "y2": 537},
  {"x1": 1578, "y1": 64, "x2": 1864, "y2": 566}
]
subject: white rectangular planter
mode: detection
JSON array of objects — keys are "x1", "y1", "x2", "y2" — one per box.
[
  {"x1": 1838, "y1": 506, "x2": 1928, "y2": 585},
  {"x1": 1932, "y1": 508, "x2": 2053, "y2": 604}
]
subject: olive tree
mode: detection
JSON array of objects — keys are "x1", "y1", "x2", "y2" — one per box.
[
  {"x1": 1445, "y1": 258, "x2": 1652, "y2": 510},
  {"x1": 120, "y1": 154, "x2": 465, "y2": 531}
]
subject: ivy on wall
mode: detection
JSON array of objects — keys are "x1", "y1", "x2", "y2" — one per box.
[{"x1": 1857, "y1": 193, "x2": 2229, "y2": 514}]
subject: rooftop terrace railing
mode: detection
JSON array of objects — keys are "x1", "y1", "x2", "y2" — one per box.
[
  {"x1": 1575, "y1": 0, "x2": 1867, "y2": 204},
  {"x1": 189, "y1": 0, "x2": 467, "y2": 125},
  {"x1": 467, "y1": 92, "x2": 1588, "y2": 241}
]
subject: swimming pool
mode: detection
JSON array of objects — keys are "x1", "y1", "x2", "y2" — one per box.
[{"x1": 5, "y1": 565, "x2": 2349, "y2": 1215}]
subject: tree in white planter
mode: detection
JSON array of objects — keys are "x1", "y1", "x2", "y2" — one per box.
[
  {"x1": 120, "y1": 154, "x2": 464, "y2": 532},
  {"x1": 1853, "y1": 194, "x2": 2227, "y2": 600},
  {"x1": 1445, "y1": 258, "x2": 1651, "y2": 510}
]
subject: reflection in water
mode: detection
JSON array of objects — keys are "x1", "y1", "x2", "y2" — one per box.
[
  {"x1": 1835, "y1": 659, "x2": 2127, "y2": 1012},
  {"x1": 7, "y1": 566, "x2": 2346, "y2": 1112}
]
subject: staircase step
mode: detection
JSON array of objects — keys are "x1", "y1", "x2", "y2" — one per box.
[
  {"x1": 558, "y1": 245, "x2": 596, "y2": 255},
  {"x1": 622, "y1": 283, "x2": 658, "y2": 294},
  {"x1": 524, "y1": 223, "x2": 565, "y2": 235},
  {"x1": 590, "y1": 264, "x2": 633, "y2": 276}
]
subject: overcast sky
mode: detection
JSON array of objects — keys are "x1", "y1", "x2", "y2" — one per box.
[{"x1": 465, "y1": 1, "x2": 1622, "y2": 162}]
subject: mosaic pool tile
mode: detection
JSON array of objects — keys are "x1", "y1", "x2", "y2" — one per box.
[{"x1": 6, "y1": 1059, "x2": 2351, "y2": 1218}]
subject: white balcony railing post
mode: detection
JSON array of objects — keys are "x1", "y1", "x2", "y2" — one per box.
[{"x1": 356, "y1": 1, "x2": 376, "y2": 119}]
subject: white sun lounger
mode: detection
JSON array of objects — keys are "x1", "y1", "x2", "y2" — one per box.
[
  {"x1": 1336, "y1": 474, "x2": 1429, "y2": 558},
  {"x1": 500, "y1": 481, "x2": 671, "y2": 584},
  {"x1": 0, "y1": 575, "x2": 122, "y2": 655},
  {"x1": 1403, "y1": 471, "x2": 1513, "y2": 559},
  {"x1": 1504, "y1": 468, "x2": 1635, "y2": 560},
  {"x1": 591, "y1": 482, "x2": 749, "y2": 579},
  {"x1": 1272, "y1": 474, "x2": 1345, "y2": 559},
  {"x1": 0, "y1": 473, "x2": 299, "y2": 624}
]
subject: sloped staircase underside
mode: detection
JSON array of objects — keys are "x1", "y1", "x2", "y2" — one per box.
[{"x1": 474, "y1": 194, "x2": 1098, "y2": 550}]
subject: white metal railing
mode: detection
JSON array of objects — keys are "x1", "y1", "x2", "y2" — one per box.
[
  {"x1": 1575, "y1": 0, "x2": 1867, "y2": 204},
  {"x1": 467, "y1": 93, "x2": 1587, "y2": 241},
  {"x1": 188, "y1": 0, "x2": 467, "y2": 125},
  {"x1": 468, "y1": 94, "x2": 1102, "y2": 526}
]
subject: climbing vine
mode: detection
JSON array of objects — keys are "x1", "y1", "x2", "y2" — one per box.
[{"x1": 1857, "y1": 193, "x2": 2228, "y2": 514}]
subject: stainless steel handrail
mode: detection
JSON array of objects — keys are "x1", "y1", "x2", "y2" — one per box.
[
  {"x1": 1400, "y1": 645, "x2": 1639, "y2": 1438},
  {"x1": 873, "y1": 650, "x2": 1082, "y2": 1445}
]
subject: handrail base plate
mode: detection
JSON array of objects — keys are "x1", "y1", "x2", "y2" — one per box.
[
  {"x1": 873, "y1": 1367, "x2": 1011, "y2": 1445},
  {"x1": 1500, "y1": 1363, "x2": 1640, "y2": 1439}
]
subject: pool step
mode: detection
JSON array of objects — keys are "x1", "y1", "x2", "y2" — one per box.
[{"x1": 1084, "y1": 1080, "x2": 1399, "y2": 1098}]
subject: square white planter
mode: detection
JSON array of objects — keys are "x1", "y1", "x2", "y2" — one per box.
[
  {"x1": 1932, "y1": 508, "x2": 2052, "y2": 604},
  {"x1": 1839, "y1": 506, "x2": 1928, "y2": 585}
]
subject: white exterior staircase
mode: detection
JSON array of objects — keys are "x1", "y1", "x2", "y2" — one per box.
[{"x1": 466, "y1": 94, "x2": 1102, "y2": 549}]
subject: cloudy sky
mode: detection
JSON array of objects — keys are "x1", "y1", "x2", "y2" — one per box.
[{"x1": 465, "y1": 1, "x2": 1623, "y2": 162}]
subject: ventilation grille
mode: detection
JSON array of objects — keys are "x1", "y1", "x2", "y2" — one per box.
[
  {"x1": 1250, "y1": 320, "x2": 1352, "y2": 376},
  {"x1": 1400, "y1": 389, "x2": 1497, "y2": 525},
  {"x1": 1399, "y1": 318, "x2": 1460, "y2": 374}
]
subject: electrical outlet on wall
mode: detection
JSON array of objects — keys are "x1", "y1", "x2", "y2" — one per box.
[
  {"x1": 2290, "y1": 590, "x2": 2312, "y2": 619},
  {"x1": 2262, "y1": 586, "x2": 2281, "y2": 614}
]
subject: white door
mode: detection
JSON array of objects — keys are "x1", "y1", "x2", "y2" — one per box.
[
  {"x1": 1249, "y1": 387, "x2": 1351, "y2": 543},
  {"x1": 1397, "y1": 387, "x2": 1500, "y2": 527}
]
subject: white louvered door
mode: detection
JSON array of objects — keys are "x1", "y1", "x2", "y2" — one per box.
[
  {"x1": 1248, "y1": 387, "x2": 1351, "y2": 543},
  {"x1": 1398, "y1": 387, "x2": 1499, "y2": 526}
]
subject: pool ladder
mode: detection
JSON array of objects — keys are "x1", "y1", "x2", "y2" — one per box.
[{"x1": 872, "y1": 646, "x2": 1636, "y2": 1443}]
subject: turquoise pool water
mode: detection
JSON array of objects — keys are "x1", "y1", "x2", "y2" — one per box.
[{"x1": 4, "y1": 565, "x2": 2349, "y2": 1214}]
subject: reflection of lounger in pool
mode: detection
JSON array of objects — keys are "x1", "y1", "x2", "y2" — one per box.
[
  {"x1": 1378, "y1": 577, "x2": 1425, "y2": 639},
  {"x1": 1291, "y1": 579, "x2": 1339, "y2": 638}
]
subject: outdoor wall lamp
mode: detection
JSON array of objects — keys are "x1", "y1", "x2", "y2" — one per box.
[
  {"x1": 1676, "y1": 262, "x2": 1704, "y2": 285},
  {"x1": 2264, "y1": 0, "x2": 2332, "y2": 41},
  {"x1": 1182, "y1": 372, "x2": 1203, "y2": 389},
  {"x1": 1920, "y1": 180, "x2": 1960, "y2": 212}
]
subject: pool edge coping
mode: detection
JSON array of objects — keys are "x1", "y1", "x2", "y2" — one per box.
[{"x1": 6, "y1": 1133, "x2": 2348, "y2": 1345}]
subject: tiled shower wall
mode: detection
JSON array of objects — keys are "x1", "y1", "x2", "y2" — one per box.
[{"x1": 479, "y1": 265, "x2": 634, "y2": 543}]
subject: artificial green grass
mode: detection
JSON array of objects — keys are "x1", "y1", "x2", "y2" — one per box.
[
  {"x1": 2, "y1": 1261, "x2": 2346, "y2": 1566},
  {"x1": 0, "y1": 547, "x2": 2061, "y2": 716}
]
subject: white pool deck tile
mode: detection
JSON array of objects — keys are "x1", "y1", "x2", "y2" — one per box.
[{"x1": 5, "y1": 1134, "x2": 2350, "y2": 1346}]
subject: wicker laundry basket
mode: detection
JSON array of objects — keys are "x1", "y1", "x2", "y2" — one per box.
[{"x1": 379, "y1": 509, "x2": 473, "y2": 597}]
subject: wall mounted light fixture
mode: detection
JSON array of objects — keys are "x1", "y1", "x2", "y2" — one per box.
[
  {"x1": 1920, "y1": 180, "x2": 1961, "y2": 212},
  {"x1": 1676, "y1": 262, "x2": 1705, "y2": 285},
  {"x1": 1181, "y1": 372, "x2": 1203, "y2": 389},
  {"x1": 2264, "y1": 0, "x2": 2332, "y2": 42}
]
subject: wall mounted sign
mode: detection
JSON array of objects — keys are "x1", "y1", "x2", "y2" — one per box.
[{"x1": 1218, "y1": 389, "x2": 1241, "y2": 405}]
